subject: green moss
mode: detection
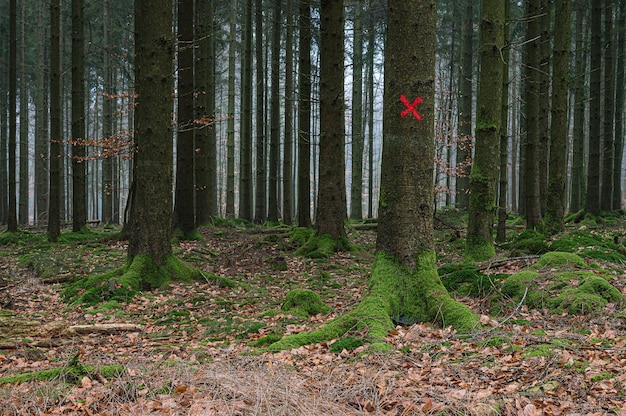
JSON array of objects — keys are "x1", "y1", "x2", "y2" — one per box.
[
  {"x1": 289, "y1": 227, "x2": 313, "y2": 247},
  {"x1": 523, "y1": 343, "x2": 556, "y2": 358},
  {"x1": 0, "y1": 361, "x2": 124, "y2": 385},
  {"x1": 551, "y1": 275, "x2": 622, "y2": 314},
  {"x1": 439, "y1": 263, "x2": 501, "y2": 297},
  {"x1": 465, "y1": 233, "x2": 496, "y2": 262},
  {"x1": 281, "y1": 289, "x2": 331, "y2": 318},
  {"x1": 295, "y1": 232, "x2": 352, "y2": 258},
  {"x1": 506, "y1": 230, "x2": 549, "y2": 255},
  {"x1": 501, "y1": 271, "x2": 539, "y2": 298},
  {"x1": 329, "y1": 336, "x2": 365, "y2": 353},
  {"x1": 63, "y1": 254, "x2": 201, "y2": 305},
  {"x1": 550, "y1": 230, "x2": 626, "y2": 263},
  {"x1": 532, "y1": 252, "x2": 586, "y2": 269}
]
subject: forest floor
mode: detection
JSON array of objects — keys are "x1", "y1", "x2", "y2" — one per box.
[{"x1": 0, "y1": 212, "x2": 626, "y2": 415}]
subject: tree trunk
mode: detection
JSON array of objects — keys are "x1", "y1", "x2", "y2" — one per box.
[
  {"x1": 523, "y1": 0, "x2": 543, "y2": 228},
  {"x1": 226, "y1": 0, "x2": 236, "y2": 218},
  {"x1": 102, "y1": 0, "x2": 114, "y2": 225},
  {"x1": 128, "y1": 0, "x2": 174, "y2": 262},
  {"x1": 297, "y1": 0, "x2": 312, "y2": 228},
  {"x1": 174, "y1": 0, "x2": 196, "y2": 236},
  {"x1": 254, "y1": 0, "x2": 266, "y2": 223},
  {"x1": 7, "y1": 0, "x2": 17, "y2": 232},
  {"x1": 466, "y1": 0, "x2": 505, "y2": 261},
  {"x1": 268, "y1": 0, "x2": 282, "y2": 223},
  {"x1": 585, "y1": 0, "x2": 602, "y2": 216},
  {"x1": 367, "y1": 18, "x2": 375, "y2": 219},
  {"x1": 496, "y1": 0, "x2": 511, "y2": 243},
  {"x1": 600, "y1": 0, "x2": 615, "y2": 211},
  {"x1": 314, "y1": 0, "x2": 348, "y2": 247},
  {"x1": 456, "y1": 0, "x2": 474, "y2": 211},
  {"x1": 537, "y1": 0, "x2": 551, "y2": 216},
  {"x1": 71, "y1": 0, "x2": 87, "y2": 232},
  {"x1": 545, "y1": 0, "x2": 571, "y2": 233},
  {"x1": 350, "y1": 2, "x2": 364, "y2": 220},
  {"x1": 47, "y1": 0, "x2": 62, "y2": 240},
  {"x1": 195, "y1": 0, "x2": 217, "y2": 223},
  {"x1": 240, "y1": 0, "x2": 253, "y2": 222},
  {"x1": 18, "y1": 0, "x2": 28, "y2": 226},
  {"x1": 282, "y1": 0, "x2": 294, "y2": 225},
  {"x1": 613, "y1": 0, "x2": 625, "y2": 210},
  {"x1": 569, "y1": 1, "x2": 588, "y2": 213}
]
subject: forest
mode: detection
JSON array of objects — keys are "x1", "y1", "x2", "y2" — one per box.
[{"x1": 0, "y1": 0, "x2": 626, "y2": 414}]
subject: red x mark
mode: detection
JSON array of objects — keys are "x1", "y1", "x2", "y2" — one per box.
[{"x1": 400, "y1": 95, "x2": 423, "y2": 120}]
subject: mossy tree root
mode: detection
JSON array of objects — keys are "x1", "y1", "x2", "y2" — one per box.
[
  {"x1": 295, "y1": 232, "x2": 352, "y2": 259},
  {"x1": 63, "y1": 254, "x2": 202, "y2": 305},
  {"x1": 266, "y1": 251, "x2": 478, "y2": 352}
]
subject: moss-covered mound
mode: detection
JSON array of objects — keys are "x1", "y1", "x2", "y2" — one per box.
[
  {"x1": 498, "y1": 252, "x2": 622, "y2": 314},
  {"x1": 505, "y1": 230, "x2": 549, "y2": 256},
  {"x1": 295, "y1": 232, "x2": 352, "y2": 259},
  {"x1": 281, "y1": 289, "x2": 331, "y2": 318},
  {"x1": 63, "y1": 254, "x2": 202, "y2": 306},
  {"x1": 550, "y1": 230, "x2": 626, "y2": 263}
]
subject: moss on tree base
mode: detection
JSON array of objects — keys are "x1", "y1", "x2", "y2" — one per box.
[
  {"x1": 295, "y1": 232, "x2": 352, "y2": 259},
  {"x1": 266, "y1": 250, "x2": 478, "y2": 352},
  {"x1": 281, "y1": 289, "x2": 331, "y2": 318},
  {"x1": 63, "y1": 254, "x2": 201, "y2": 305}
]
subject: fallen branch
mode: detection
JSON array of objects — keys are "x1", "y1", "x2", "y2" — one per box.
[{"x1": 67, "y1": 323, "x2": 142, "y2": 335}]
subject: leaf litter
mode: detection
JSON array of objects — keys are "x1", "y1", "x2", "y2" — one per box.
[{"x1": 0, "y1": 224, "x2": 625, "y2": 415}]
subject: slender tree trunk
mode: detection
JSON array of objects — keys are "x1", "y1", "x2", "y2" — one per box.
[
  {"x1": 0, "y1": 51, "x2": 7, "y2": 224},
  {"x1": 174, "y1": 0, "x2": 196, "y2": 235},
  {"x1": 225, "y1": 0, "x2": 237, "y2": 218},
  {"x1": 350, "y1": 1, "x2": 364, "y2": 220},
  {"x1": 268, "y1": 1, "x2": 282, "y2": 223},
  {"x1": 254, "y1": 0, "x2": 266, "y2": 223},
  {"x1": 71, "y1": 0, "x2": 87, "y2": 232},
  {"x1": 195, "y1": 0, "x2": 217, "y2": 223},
  {"x1": 240, "y1": 0, "x2": 253, "y2": 222},
  {"x1": 315, "y1": 0, "x2": 348, "y2": 246},
  {"x1": 456, "y1": 0, "x2": 474, "y2": 210},
  {"x1": 102, "y1": 0, "x2": 114, "y2": 224},
  {"x1": 613, "y1": 0, "x2": 625, "y2": 210},
  {"x1": 538, "y1": 0, "x2": 551, "y2": 216},
  {"x1": 545, "y1": 0, "x2": 571, "y2": 233},
  {"x1": 496, "y1": 0, "x2": 511, "y2": 243},
  {"x1": 48, "y1": 0, "x2": 61, "y2": 240},
  {"x1": 7, "y1": 0, "x2": 18, "y2": 232},
  {"x1": 585, "y1": 0, "x2": 602, "y2": 216},
  {"x1": 367, "y1": 19, "x2": 375, "y2": 219},
  {"x1": 282, "y1": 0, "x2": 294, "y2": 225},
  {"x1": 570, "y1": 1, "x2": 588, "y2": 213},
  {"x1": 18, "y1": 0, "x2": 28, "y2": 225},
  {"x1": 600, "y1": 0, "x2": 615, "y2": 211},
  {"x1": 523, "y1": 0, "x2": 543, "y2": 228},
  {"x1": 297, "y1": 0, "x2": 312, "y2": 228},
  {"x1": 466, "y1": 0, "x2": 505, "y2": 261}
]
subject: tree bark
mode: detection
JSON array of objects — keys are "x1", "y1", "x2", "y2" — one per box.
[
  {"x1": 297, "y1": 0, "x2": 312, "y2": 228},
  {"x1": 282, "y1": 0, "x2": 294, "y2": 225},
  {"x1": 613, "y1": 0, "x2": 625, "y2": 210},
  {"x1": 268, "y1": 0, "x2": 282, "y2": 223},
  {"x1": 7, "y1": 0, "x2": 17, "y2": 232},
  {"x1": 47, "y1": 0, "x2": 62, "y2": 241},
  {"x1": 600, "y1": 0, "x2": 615, "y2": 211},
  {"x1": 71, "y1": 0, "x2": 87, "y2": 232},
  {"x1": 254, "y1": 0, "x2": 266, "y2": 224},
  {"x1": 545, "y1": 0, "x2": 571, "y2": 233},
  {"x1": 174, "y1": 0, "x2": 196, "y2": 235},
  {"x1": 240, "y1": 0, "x2": 254, "y2": 222},
  {"x1": 350, "y1": 2, "x2": 364, "y2": 220},
  {"x1": 585, "y1": 0, "x2": 602, "y2": 216},
  {"x1": 128, "y1": 0, "x2": 174, "y2": 262},
  {"x1": 466, "y1": 0, "x2": 505, "y2": 261},
  {"x1": 315, "y1": 0, "x2": 348, "y2": 247}
]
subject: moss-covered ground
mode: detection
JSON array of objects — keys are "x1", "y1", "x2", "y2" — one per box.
[{"x1": 0, "y1": 214, "x2": 625, "y2": 414}]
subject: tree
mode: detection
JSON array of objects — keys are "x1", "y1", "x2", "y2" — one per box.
[
  {"x1": 600, "y1": 0, "x2": 615, "y2": 211},
  {"x1": 18, "y1": 0, "x2": 27, "y2": 226},
  {"x1": 465, "y1": 0, "x2": 505, "y2": 261},
  {"x1": 174, "y1": 0, "x2": 196, "y2": 236},
  {"x1": 268, "y1": 0, "x2": 477, "y2": 352},
  {"x1": 307, "y1": 0, "x2": 349, "y2": 252},
  {"x1": 297, "y1": 0, "x2": 312, "y2": 228},
  {"x1": 47, "y1": 0, "x2": 62, "y2": 241},
  {"x1": 268, "y1": 0, "x2": 282, "y2": 223},
  {"x1": 456, "y1": 0, "x2": 474, "y2": 210},
  {"x1": 282, "y1": 0, "x2": 294, "y2": 225},
  {"x1": 545, "y1": 0, "x2": 571, "y2": 233},
  {"x1": 195, "y1": 0, "x2": 217, "y2": 223},
  {"x1": 225, "y1": 0, "x2": 236, "y2": 218},
  {"x1": 613, "y1": 0, "x2": 625, "y2": 210},
  {"x1": 7, "y1": 0, "x2": 17, "y2": 232},
  {"x1": 523, "y1": 0, "x2": 542, "y2": 228},
  {"x1": 350, "y1": 1, "x2": 364, "y2": 220},
  {"x1": 239, "y1": 0, "x2": 253, "y2": 222},
  {"x1": 71, "y1": 0, "x2": 87, "y2": 232},
  {"x1": 585, "y1": 0, "x2": 602, "y2": 216},
  {"x1": 254, "y1": 0, "x2": 266, "y2": 223}
]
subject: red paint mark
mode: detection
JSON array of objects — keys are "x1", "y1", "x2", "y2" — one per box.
[{"x1": 400, "y1": 95, "x2": 423, "y2": 120}]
